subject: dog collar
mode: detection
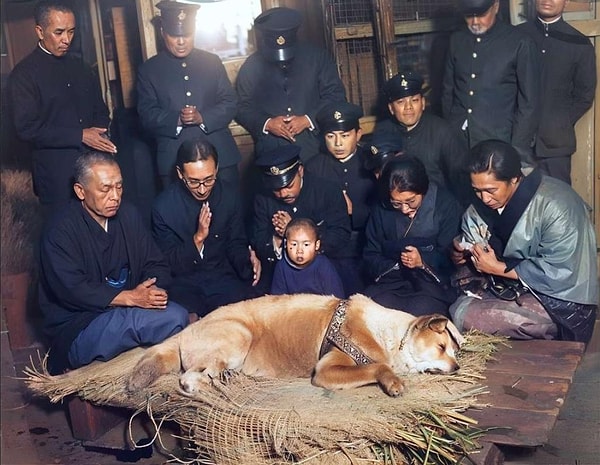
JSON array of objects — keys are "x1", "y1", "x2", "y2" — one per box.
[
  {"x1": 398, "y1": 324, "x2": 412, "y2": 351},
  {"x1": 319, "y1": 299, "x2": 374, "y2": 365}
]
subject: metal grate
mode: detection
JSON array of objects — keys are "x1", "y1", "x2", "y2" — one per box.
[{"x1": 330, "y1": 0, "x2": 373, "y2": 25}]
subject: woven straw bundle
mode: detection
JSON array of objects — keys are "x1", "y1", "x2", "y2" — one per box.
[{"x1": 25, "y1": 332, "x2": 504, "y2": 465}]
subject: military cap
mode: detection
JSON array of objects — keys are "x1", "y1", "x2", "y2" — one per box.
[
  {"x1": 384, "y1": 72, "x2": 424, "y2": 102},
  {"x1": 255, "y1": 144, "x2": 302, "y2": 190},
  {"x1": 156, "y1": 1, "x2": 199, "y2": 36},
  {"x1": 457, "y1": 0, "x2": 495, "y2": 16},
  {"x1": 316, "y1": 102, "x2": 364, "y2": 134},
  {"x1": 254, "y1": 7, "x2": 302, "y2": 62},
  {"x1": 364, "y1": 132, "x2": 403, "y2": 172}
]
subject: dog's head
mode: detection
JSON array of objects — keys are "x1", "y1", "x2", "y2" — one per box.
[{"x1": 401, "y1": 314, "x2": 464, "y2": 374}]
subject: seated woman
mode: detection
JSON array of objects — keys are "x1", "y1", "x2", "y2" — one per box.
[
  {"x1": 363, "y1": 156, "x2": 463, "y2": 316},
  {"x1": 450, "y1": 140, "x2": 598, "y2": 343}
]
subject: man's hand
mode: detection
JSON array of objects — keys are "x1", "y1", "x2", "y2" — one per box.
[
  {"x1": 265, "y1": 115, "x2": 296, "y2": 142},
  {"x1": 111, "y1": 277, "x2": 168, "y2": 309},
  {"x1": 283, "y1": 114, "x2": 310, "y2": 140},
  {"x1": 82, "y1": 127, "x2": 117, "y2": 154},
  {"x1": 249, "y1": 247, "x2": 262, "y2": 286},
  {"x1": 179, "y1": 105, "x2": 203, "y2": 126},
  {"x1": 193, "y1": 202, "x2": 212, "y2": 251},
  {"x1": 400, "y1": 245, "x2": 423, "y2": 269},
  {"x1": 272, "y1": 210, "x2": 291, "y2": 238}
]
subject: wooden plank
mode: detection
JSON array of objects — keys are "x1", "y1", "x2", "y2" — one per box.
[
  {"x1": 469, "y1": 408, "x2": 558, "y2": 447},
  {"x1": 467, "y1": 340, "x2": 584, "y2": 448},
  {"x1": 478, "y1": 373, "x2": 570, "y2": 412}
]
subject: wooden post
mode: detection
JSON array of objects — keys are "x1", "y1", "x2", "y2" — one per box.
[{"x1": 371, "y1": 0, "x2": 398, "y2": 81}]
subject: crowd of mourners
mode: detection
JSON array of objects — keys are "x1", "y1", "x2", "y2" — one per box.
[{"x1": 7, "y1": 0, "x2": 598, "y2": 374}]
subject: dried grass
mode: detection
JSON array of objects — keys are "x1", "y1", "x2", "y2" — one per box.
[
  {"x1": 0, "y1": 170, "x2": 41, "y2": 274},
  {"x1": 24, "y1": 332, "x2": 507, "y2": 465}
]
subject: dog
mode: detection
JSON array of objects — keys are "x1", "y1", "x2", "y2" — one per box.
[{"x1": 127, "y1": 293, "x2": 464, "y2": 397}]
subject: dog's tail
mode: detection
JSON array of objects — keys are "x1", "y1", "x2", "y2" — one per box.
[{"x1": 127, "y1": 336, "x2": 182, "y2": 392}]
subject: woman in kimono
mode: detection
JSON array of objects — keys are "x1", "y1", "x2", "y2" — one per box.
[
  {"x1": 450, "y1": 140, "x2": 597, "y2": 343},
  {"x1": 363, "y1": 156, "x2": 463, "y2": 316}
]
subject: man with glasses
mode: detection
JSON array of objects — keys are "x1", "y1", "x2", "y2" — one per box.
[
  {"x1": 39, "y1": 151, "x2": 188, "y2": 375},
  {"x1": 252, "y1": 144, "x2": 352, "y2": 291},
  {"x1": 442, "y1": 0, "x2": 540, "y2": 166},
  {"x1": 151, "y1": 139, "x2": 261, "y2": 318},
  {"x1": 137, "y1": 1, "x2": 241, "y2": 188}
]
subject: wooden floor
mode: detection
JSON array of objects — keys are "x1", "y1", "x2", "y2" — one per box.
[{"x1": 1, "y1": 320, "x2": 598, "y2": 464}]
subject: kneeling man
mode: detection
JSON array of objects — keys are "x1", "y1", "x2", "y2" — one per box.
[{"x1": 39, "y1": 151, "x2": 189, "y2": 375}]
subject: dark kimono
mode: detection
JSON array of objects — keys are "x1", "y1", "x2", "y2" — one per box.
[{"x1": 363, "y1": 184, "x2": 463, "y2": 316}]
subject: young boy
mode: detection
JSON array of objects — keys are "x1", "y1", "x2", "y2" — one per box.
[{"x1": 270, "y1": 218, "x2": 345, "y2": 298}]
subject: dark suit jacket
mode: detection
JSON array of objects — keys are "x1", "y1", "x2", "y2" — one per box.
[
  {"x1": 442, "y1": 20, "x2": 540, "y2": 159},
  {"x1": 137, "y1": 48, "x2": 241, "y2": 176},
  {"x1": 8, "y1": 46, "x2": 110, "y2": 205},
  {"x1": 518, "y1": 17, "x2": 596, "y2": 158},
  {"x1": 236, "y1": 44, "x2": 346, "y2": 162}
]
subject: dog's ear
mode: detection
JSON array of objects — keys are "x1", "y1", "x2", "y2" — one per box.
[{"x1": 422, "y1": 315, "x2": 465, "y2": 348}]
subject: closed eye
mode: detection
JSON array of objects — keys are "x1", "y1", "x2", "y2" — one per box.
[{"x1": 438, "y1": 344, "x2": 446, "y2": 351}]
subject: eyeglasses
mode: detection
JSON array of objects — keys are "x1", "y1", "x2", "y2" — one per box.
[
  {"x1": 390, "y1": 196, "x2": 421, "y2": 209},
  {"x1": 182, "y1": 175, "x2": 217, "y2": 189}
]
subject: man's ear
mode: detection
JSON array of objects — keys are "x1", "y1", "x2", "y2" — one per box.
[
  {"x1": 315, "y1": 239, "x2": 321, "y2": 251},
  {"x1": 35, "y1": 25, "x2": 44, "y2": 41},
  {"x1": 388, "y1": 102, "x2": 394, "y2": 116},
  {"x1": 73, "y1": 182, "x2": 85, "y2": 201},
  {"x1": 356, "y1": 128, "x2": 363, "y2": 143}
]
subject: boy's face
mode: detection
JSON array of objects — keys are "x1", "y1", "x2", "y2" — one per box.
[
  {"x1": 324, "y1": 128, "x2": 362, "y2": 160},
  {"x1": 285, "y1": 226, "x2": 320, "y2": 268}
]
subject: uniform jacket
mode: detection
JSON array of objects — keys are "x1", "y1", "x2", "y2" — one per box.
[
  {"x1": 39, "y1": 201, "x2": 171, "y2": 374},
  {"x1": 462, "y1": 169, "x2": 598, "y2": 305},
  {"x1": 8, "y1": 46, "x2": 110, "y2": 205},
  {"x1": 151, "y1": 179, "x2": 254, "y2": 288},
  {"x1": 442, "y1": 20, "x2": 540, "y2": 156},
  {"x1": 137, "y1": 49, "x2": 241, "y2": 176},
  {"x1": 305, "y1": 146, "x2": 376, "y2": 256},
  {"x1": 372, "y1": 112, "x2": 468, "y2": 191},
  {"x1": 363, "y1": 184, "x2": 462, "y2": 284},
  {"x1": 252, "y1": 173, "x2": 352, "y2": 264},
  {"x1": 236, "y1": 44, "x2": 347, "y2": 162},
  {"x1": 518, "y1": 17, "x2": 596, "y2": 158}
]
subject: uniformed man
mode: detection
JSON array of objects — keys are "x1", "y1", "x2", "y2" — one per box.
[
  {"x1": 373, "y1": 71, "x2": 469, "y2": 204},
  {"x1": 251, "y1": 144, "x2": 352, "y2": 292},
  {"x1": 441, "y1": 0, "x2": 540, "y2": 166},
  {"x1": 137, "y1": 1, "x2": 241, "y2": 188},
  {"x1": 364, "y1": 132, "x2": 404, "y2": 180},
  {"x1": 236, "y1": 7, "x2": 347, "y2": 163},
  {"x1": 306, "y1": 101, "x2": 375, "y2": 294},
  {"x1": 518, "y1": 0, "x2": 597, "y2": 185}
]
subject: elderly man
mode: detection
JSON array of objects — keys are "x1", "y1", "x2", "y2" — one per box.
[
  {"x1": 442, "y1": 0, "x2": 540, "y2": 166},
  {"x1": 8, "y1": 1, "x2": 116, "y2": 214},
  {"x1": 373, "y1": 71, "x2": 469, "y2": 205},
  {"x1": 236, "y1": 7, "x2": 347, "y2": 162},
  {"x1": 39, "y1": 152, "x2": 188, "y2": 375},
  {"x1": 137, "y1": 1, "x2": 241, "y2": 187},
  {"x1": 251, "y1": 144, "x2": 352, "y2": 291},
  {"x1": 152, "y1": 139, "x2": 262, "y2": 317},
  {"x1": 518, "y1": 0, "x2": 596, "y2": 184}
]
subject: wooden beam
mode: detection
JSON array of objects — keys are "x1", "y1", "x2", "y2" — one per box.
[
  {"x1": 111, "y1": 7, "x2": 136, "y2": 109},
  {"x1": 136, "y1": 0, "x2": 157, "y2": 61},
  {"x1": 334, "y1": 17, "x2": 459, "y2": 41}
]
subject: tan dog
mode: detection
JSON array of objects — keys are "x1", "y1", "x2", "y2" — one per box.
[{"x1": 128, "y1": 294, "x2": 464, "y2": 397}]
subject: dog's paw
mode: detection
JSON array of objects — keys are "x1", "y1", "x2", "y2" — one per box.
[
  {"x1": 380, "y1": 373, "x2": 405, "y2": 397},
  {"x1": 179, "y1": 370, "x2": 210, "y2": 394}
]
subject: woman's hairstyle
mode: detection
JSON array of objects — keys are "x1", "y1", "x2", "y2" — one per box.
[
  {"x1": 176, "y1": 138, "x2": 219, "y2": 169},
  {"x1": 284, "y1": 217, "x2": 319, "y2": 240},
  {"x1": 379, "y1": 155, "x2": 429, "y2": 201},
  {"x1": 74, "y1": 151, "x2": 118, "y2": 186},
  {"x1": 468, "y1": 140, "x2": 522, "y2": 182}
]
